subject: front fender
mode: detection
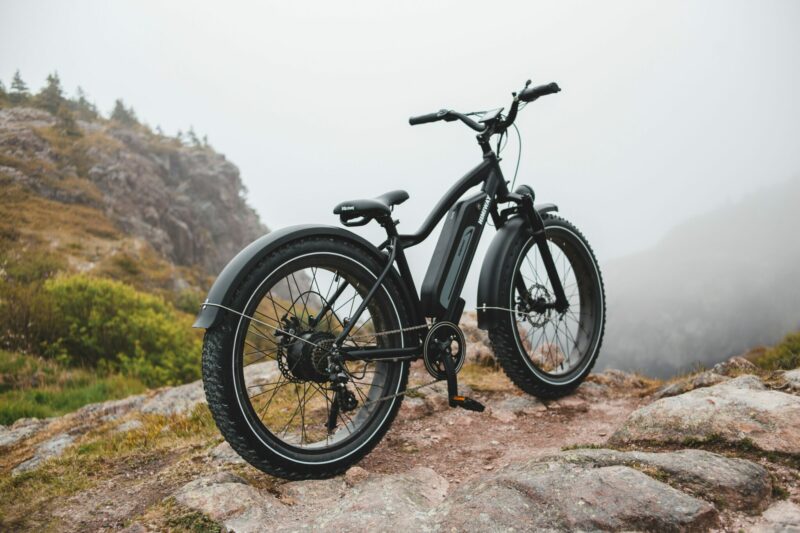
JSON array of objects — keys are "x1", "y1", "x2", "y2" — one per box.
[
  {"x1": 193, "y1": 224, "x2": 395, "y2": 329},
  {"x1": 476, "y1": 203, "x2": 558, "y2": 331}
]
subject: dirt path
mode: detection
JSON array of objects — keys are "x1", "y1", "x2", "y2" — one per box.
[{"x1": 360, "y1": 362, "x2": 647, "y2": 485}]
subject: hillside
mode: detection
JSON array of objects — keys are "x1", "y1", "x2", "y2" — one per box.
[
  {"x1": 0, "y1": 76, "x2": 270, "y2": 420},
  {"x1": 0, "y1": 104, "x2": 266, "y2": 295},
  {"x1": 600, "y1": 178, "x2": 800, "y2": 377}
]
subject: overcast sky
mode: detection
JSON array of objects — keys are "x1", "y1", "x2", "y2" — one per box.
[{"x1": 2, "y1": 1, "x2": 799, "y2": 305}]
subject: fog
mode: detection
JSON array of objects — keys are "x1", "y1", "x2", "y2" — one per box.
[{"x1": 2, "y1": 1, "x2": 800, "y2": 374}]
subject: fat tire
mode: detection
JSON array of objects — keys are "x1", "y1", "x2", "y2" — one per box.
[
  {"x1": 488, "y1": 215, "x2": 606, "y2": 399},
  {"x1": 202, "y1": 236, "x2": 411, "y2": 480}
]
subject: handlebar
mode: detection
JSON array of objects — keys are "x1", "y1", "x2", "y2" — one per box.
[
  {"x1": 408, "y1": 110, "x2": 448, "y2": 125},
  {"x1": 408, "y1": 80, "x2": 560, "y2": 135},
  {"x1": 408, "y1": 109, "x2": 486, "y2": 132}
]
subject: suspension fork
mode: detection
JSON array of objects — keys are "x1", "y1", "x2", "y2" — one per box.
[{"x1": 518, "y1": 194, "x2": 569, "y2": 313}]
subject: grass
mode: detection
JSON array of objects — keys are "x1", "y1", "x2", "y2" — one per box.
[
  {"x1": 746, "y1": 330, "x2": 800, "y2": 371},
  {"x1": 0, "y1": 404, "x2": 220, "y2": 530},
  {"x1": 458, "y1": 362, "x2": 515, "y2": 392},
  {"x1": 0, "y1": 351, "x2": 147, "y2": 425}
]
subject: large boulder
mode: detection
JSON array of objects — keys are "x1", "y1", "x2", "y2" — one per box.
[
  {"x1": 549, "y1": 448, "x2": 771, "y2": 512},
  {"x1": 433, "y1": 459, "x2": 717, "y2": 532},
  {"x1": 612, "y1": 375, "x2": 800, "y2": 455},
  {"x1": 173, "y1": 472, "x2": 285, "y2": 533}
]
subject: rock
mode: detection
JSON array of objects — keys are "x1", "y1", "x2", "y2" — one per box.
[
  {"x1": 491, "y1": 394, "x2": 546, "y2": 417},
  {"x1": 712, "y1": 355, "x2": 758, "y2": 376},
  {"x1": 174, "y1": 472, "x2": 285, "y2": 532},
  {"x1": 587, "y1": 368, "x2": 651, "y2": 389},
  {"x1": 576, "y1": 380, "x2": 612, "y2": 399},
  {"x1": 553, "y1": 448, "x2": 771, "y2": 512},
  {"x1": 750, "y1": 500, "x2": 800, "y2": 532},
  {"x1": 13, "y1": 433, "x2": 75, "y2": 475},
  {"x1": 115, "y1": 419, "x2": 144, "y2": 433},
  {"x1": 783, "y1": 368, "x2": 800, "y2": 392},
  {"x1": 0, "y1": 417, "x2": 49, "y2": 450},
  {"x1": 654, "y1": 370, "x2": 730, "y2": 399},
  {"x1": 140, "y1": 381, "x2": 206, "y2": 416},
  {"x1": 434, "y1": 459, "x2": 717, "y2": 532},
  {"x1": 74, "y1": 394, "x2": 147, "y2": 421},
  {"x1": 344, "y1": 466, "x2": 370, "y2": 486},
  {"x1": 612, "y1": 375, "x2": 800, "y2": 455},
  {"x1": 301, "y1": 467, "x2": 448, "y2": 531},
  {"x1": 208, "y1": 441, "x2": 246, "y2": 466},
  {"x1": 550, "y1": 395, "x2": 589, "y2": 412},
  {"x1": 460, "y1": 311, "x2": 495, "y2": 365},
  {"x1": 399, "y1": 396, "x2": 432, "y2": 419}
]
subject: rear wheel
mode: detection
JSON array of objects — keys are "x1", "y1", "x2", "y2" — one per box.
[
  {"x1": 489, "y1": 215, "x2": 605, "y2": 399},
  {"x1": 202, "y1": 236, "x2": 411, "y2": 479}
]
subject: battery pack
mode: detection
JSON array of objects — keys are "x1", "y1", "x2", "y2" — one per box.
[{"x1": 420, "y1": 191, "x2": 488, "y2": 319}]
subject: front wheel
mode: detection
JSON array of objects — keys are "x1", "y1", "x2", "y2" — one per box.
[{"x1": 488, "y1": 215, "x2": 606, "y2": 399}]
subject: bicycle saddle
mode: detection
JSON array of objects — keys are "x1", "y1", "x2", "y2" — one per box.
[{"x1": 333, "y1": 190, "x2": 409, "y2": 225}]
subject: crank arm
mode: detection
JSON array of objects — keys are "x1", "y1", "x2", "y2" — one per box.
[{"x1": 439, "y1": 339, "x2": 485, "y2": 413}]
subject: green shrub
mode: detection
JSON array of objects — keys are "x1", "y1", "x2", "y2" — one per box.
[
  {"x1": 751, "y1": 331, "x2": 800, "y2": 371},
  {"x1": 43, "y1": 275, "x2": 201, "y2": 386}
]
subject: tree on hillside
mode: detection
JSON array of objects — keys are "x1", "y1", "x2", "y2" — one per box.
[
  {"x1": 110, "y1": 99, "x2": 138, "y2": 126},
  {"x1": 187, "y1": 126, "x2": 201, "y2": 147},
  {"x1": 35, "y1": 72, "x2": 65, "y2": 114},
  {"x1": 56, "y1": 104, "x2": 81, "y2": 137},
  {"x1": 0, "y1": 80, "x2": 7, "y2": 107},
  {"x1": 72, "y1": 86, "x2": 99, "y2": 120},
  {"x1": 9, "y1": 70, "x2": 30, "y2": 104}
]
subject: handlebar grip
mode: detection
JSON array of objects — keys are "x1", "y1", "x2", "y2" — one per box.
[
  {"x1": 409, "y1": 109, "x2": 448, "y2": 126},
  {"x1": 519, "y1": 82, "x2": 561, "y2": 103}
]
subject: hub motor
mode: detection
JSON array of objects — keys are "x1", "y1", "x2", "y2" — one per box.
[{"x1": 284, "y1": 331, "x2": 335, "y2": 383}]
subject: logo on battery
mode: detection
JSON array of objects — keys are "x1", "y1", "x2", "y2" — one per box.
[{"x1": 478, "y1": 196, "x2": 491, "y2": 225}]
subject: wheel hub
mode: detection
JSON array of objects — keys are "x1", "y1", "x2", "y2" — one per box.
[{"x1": 285, "y1": 331, "x2": 335, "y2": 383}]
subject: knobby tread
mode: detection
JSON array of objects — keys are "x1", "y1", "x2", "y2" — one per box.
[
  {"x1": 488, "y1": 214, "x2": 606, "y2": 400},
  {"x1": 201, "y1": 236, "x2": 410, "y2": 480}
]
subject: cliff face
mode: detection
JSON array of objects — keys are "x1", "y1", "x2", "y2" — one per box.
[{"x1": 0, "y1": 106, "x2": 266, "y2": 279}]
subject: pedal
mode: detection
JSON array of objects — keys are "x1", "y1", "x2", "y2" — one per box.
[{"x1": 449, "y1": 395, "x2": 485, "y2": 412}]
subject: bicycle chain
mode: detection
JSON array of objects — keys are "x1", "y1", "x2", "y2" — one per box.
[{"x1": 202, "y1": 302, "x2": 531, "y2": 405}]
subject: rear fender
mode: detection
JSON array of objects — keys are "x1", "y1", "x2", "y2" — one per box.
[{"x1": 193, "y1": 224, "x2": 418, "y2": 329}]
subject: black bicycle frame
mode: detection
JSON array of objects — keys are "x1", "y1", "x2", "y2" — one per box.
[{"x1": 332, "y1": 148, "x2": 568, "y2": 362}]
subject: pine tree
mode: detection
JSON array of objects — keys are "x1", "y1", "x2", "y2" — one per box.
[
  {"x1": 73, "y1": 86, "x2": 99, "y2": 120},
  {"x1": 202, "y1": 134, "x2": 210, "y2": 148},
  {"x1": 0, "y1": 80, "x2": 7, "y2": 107},
  {"x1": 176, "y1": 129, "x2": 184, "y2": 144},
  {"x1": 56, "y1": 104, "x2": 81, "y2": 137},
  {"x1": 9, "y1": 70, "x2": 29, "y2": 104},
  {"x1": 36, "y1": 72, "x2": 65, "y2": 114},
  {"x1": 155, "y1": 125, "x2": 164, "y2": 136},
  {"x1": 110, "y1": 99, "x2": 138, "y2": 126},
  {"x1": 187, "y1": 126, "x2": 201, "y2": 146}
]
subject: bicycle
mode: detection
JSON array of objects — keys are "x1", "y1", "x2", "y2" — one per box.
[{"x1": 194, "y1": 79, "x2": 606, "y2": 479}]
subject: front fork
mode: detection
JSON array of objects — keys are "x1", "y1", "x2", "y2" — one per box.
[{"x1": 516, "y1": 194, "x2": 570, "y2": 313}]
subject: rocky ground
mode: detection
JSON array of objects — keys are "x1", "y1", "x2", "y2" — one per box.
[{"x1": 1, "y1": 356, "x2": 799, "y2": 532}]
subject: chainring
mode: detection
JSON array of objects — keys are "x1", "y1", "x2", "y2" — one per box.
[{"x1": 423, "y1": 321, "x2": 466, "y2": 380}]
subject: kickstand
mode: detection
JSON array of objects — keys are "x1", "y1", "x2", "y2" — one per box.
[{"x1": 440, "y1": 347, "x2": 485, "y2": 412}]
